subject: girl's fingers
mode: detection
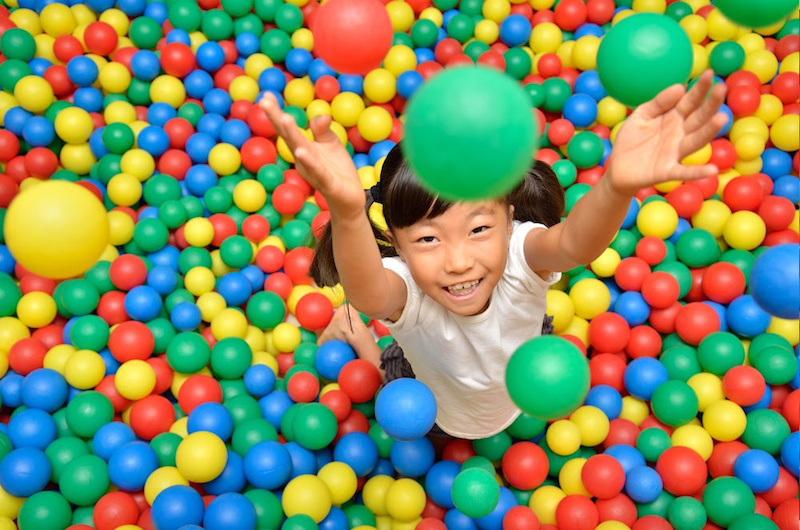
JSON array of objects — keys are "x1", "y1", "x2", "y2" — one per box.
[
  {"x1": 679, "y1": 111, "x2": 728, "y2": 157},
  {"x1": 684, "y1": 82, "x2": 727, "y2": 133},
  {"x1": 671, "y1": 162, "x2": 718, "y2": 182},
  {"x1": 635, "y1": 83, "x2": 685, "y2": 120},
  {"x1": 675, "y1": 70, "x2": 713, "y2": 117}
]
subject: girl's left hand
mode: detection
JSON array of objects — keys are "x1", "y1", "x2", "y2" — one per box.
[{"x1": 605, "y1": 70, "x2": 728, "y2": 196}]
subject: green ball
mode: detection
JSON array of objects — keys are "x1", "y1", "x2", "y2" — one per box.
[
  {"x1": 541, "y1": 77, "x2": 572, "y2": 112},
  {"x1": 150, "y1": 432, "x2": 183, "y2": 468},
  {"x1": 368, "y1": 422, "x2": 395, "y2": 459},
  {"x1": 168, "y1": 0, "x2": 203, "y2": 31},
  {"x1": 451, "y1": 467, "x2": 501, "y2": 518},
  {"x1": 727, "y1": 514, "x2": 779, "y2": 530},
  {"x1": 709, "y1": 41, "x2": 746, "y2": 77},
  {"x1": 675, "y1": 228, "x2": 721, "y2": 268},
  {"x1": 447, "y1": 14, "x2": 475, "y2": 43},
  {"x1": 0, "y1": 273, "x2": 22, "y2": 317},
  {"x1": 17, "y1": 491, "x2": 73, "y2": 530},
  {"x1": 752, "y1": 345, "x2": 797, "y2": 385},
  {"x1": 0, "y1": 59, "x2": 33, "y2": 93},
  {"x1": 636, "y1": 427, "x2": 673, "y2": 463},
  {"x1": 282, "y1": 219, "x2": 312, "y2": 249},
  {"x1": 702, "y1": 476, "x2": 755, "y2": 528},
  {"x1": 659, "y1": 344, "x2": 702, "y2": 382},
  {"x1": 748, "y1": 333, "x2": 794, "y2": 365},
  {"x1": 344, "y1": 504, "x2": 377, "y2": 528},
  {"x1": 166, "y1": 332, "x2": 212, "y2": 374},
  {"x1": 159, "y1": 200, "x2": 189, "y2": 229},
  {"x1": 274, "y1": 3, "x2": 304, "y2": 33},
  {"x1": 411, "y1": 19, "x2": 439, "y2": 48},
  {"x1": 473, "y1": 431, "x2": 512, "y2": 463},
  {"x1": 56, "y1": 278, "x2": 100, "y2": 317},
  {"x1": 565, "y1": 183, "x2": 591, "y2": 213},
  {"x1": 292, "y1": 402, "x2": 338, "y2": 451},
  {"x1": 461, "y1": 455, "x2": 495, "y2": 475},
  {"x1": 144, "y1": 174, "x2": 182, "y2": 207},
  {"x1": 246, "y1": 291, "x2": 287, "y2": 330},
  {"x1": 211, "y1": 337, "x2": 253, "y2": 379},
  {"x1": 85, "y1": 261, "x2": 115, "y2": 295},
  {"x1": 179, "y1": 247, "x2": 213, "y2": 274},
  {"x1": 69, "y1": 315, "x2": 110, "y2": 352},
  {"x1": 59, "y1": 454, "x2": 110, "y2": 506},
  {"x1": 667, "y1": 496, "x2": 707, "y2": 530},
  {"x1": 653, "y1": 261, "x2": 693, "y2": 299},
  {"x1": 651, "y1": 380, "x2": 698, "y2": 427},
  {"x1": 504, "y1": 48, "x2": 532, "y2": 80},
  {"x1": 0, "y1": 432, "x2": 11, "y2": 461},
  {"x1": 260, "y1": 29, "x2": 292, "y2": 62},
  {"x1": 65, "y1": 391, "x2": 114, "y2": 438},
  {"x1": 147, "y1": 318, "x2": 176, "y2": 354},
  {"x1": 44, "y1": 437, "x2": 91, "y2": 484},
  {"x1": 506, "y1": 336, "x2": 590, "y2": 421},
  {"x1": 224, "y1": 394, "x2": 262, "y2": 427},
  {"x1": 220, "y1": 235, "x2": 254, "y2": 269},
  {"x1": 221, "y1": 0, "x2": 254, "y2": 18},
  {"x1": 505, "y1": 412, "x2": 546, "y2": 440},
  {"x1": 202, "y1": 9, "x2": 235, "y2": 40},
  {"x1": 403, "y1": 66, "x2": 537, "y2": 202},
  {"x1": 741, "y1": 409, "x2": 790, "y2": 456},
  {"x1": 129, "y1": 16, "x2": 163, "y2": 49},
  {"x1": 102, "y1": 123, "x2": 135, "y2": 154},
  {"x1": 696, "y1": 331, "x2": 745, "y2": 376},
  {"x1": 637, "y1": 490, "x2": 675, "y2": 519},
  {"x1": 232, "y1": 418, "x2": 279, "y2": 456},
  {"x1": 597, "y1": 13, "x2": 693, "y2": 107},
  {"x1": 567, "y1": 131, "x2": 604, "y2": 169},
  {"x1": 713, "y1": 0, "x2": 796, "y2": 28},
  {"x1": 0, "y1": 28, "x2": 36, "y2": 62},
  {"x1": 244, "y1": 488, "x2": 284, "y2": 530},
  {"x1": 665, "y1": 1, "x2": 693, "y2": 21}
]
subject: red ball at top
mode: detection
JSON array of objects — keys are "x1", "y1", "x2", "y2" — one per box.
[{"x1": 311, "y1": 0, "x2": 393, "y2": 75}]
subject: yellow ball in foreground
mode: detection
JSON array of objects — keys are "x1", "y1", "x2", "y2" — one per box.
[
  {"x1": 175, "y1": 431, "x2": 228, "y2": 483},
  {"x1": 4, "y1": 181, "x2": 109, "y2": 279}
]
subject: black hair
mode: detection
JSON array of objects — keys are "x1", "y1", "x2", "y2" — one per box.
[{"x1": 309, "y1": 143, "x2": 565, "y2": 287}]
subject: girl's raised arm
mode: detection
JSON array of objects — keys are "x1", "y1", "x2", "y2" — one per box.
[
  {"x1": 259, "y1": 95, "x2": 407, "y2": 320},
  {"x1": 524, "y1": 70, "x2": 727, "y2": 275}
]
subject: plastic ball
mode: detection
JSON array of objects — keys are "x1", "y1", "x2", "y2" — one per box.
[
  {"x1": 0, "y1": 447, "x2": 51, "y2": 497},
  {"x1": 311, "y1": 0, "x2": 393, "y2": 75},
  {"x1": 506, "y1": 335, "x2": 590, "y2": 420},
  {"x1": 581, "y1": 453, "x2": 625, "y2": 500},
  {"x1": 5, "y1": 181, "x2": 109, "y2": 279},
  {"x1": 151, "y1": 484, "x2": 205, "y2": 530},
  {"x1": 451, "y1": 467, "x2": 500, "y2": 519},
  {"x1": 282, "y1": 474, "x2": 332, "y2": 523},
  {"x1": 702, "y1": 476, "x2": 756, "y2": 528},
  {"x1": 375, "y1": 378, "x2": 436, "y2": 441},
  {"x1": 713, "y1": 0, "x2": 796, "y2": 28},
  {"x1": 175, "y1": 431, "x2": 228, "y2": 483},
  {"x1": 750, "y1": 244, "x2": 799, "y2": 319},
  {"x1": 597, "y1": 13, "x2": 693, "y2": 107},
  {"x1": 243, "y1": 440, "x2": 292, "y2": 490},
  {"x1": 403, "y1": 65, "x2": 538, "y2": 201}
]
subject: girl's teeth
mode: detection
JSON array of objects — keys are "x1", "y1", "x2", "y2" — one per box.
[{"x1": 447, "y1": 280, "x2": 478, "y2": 294}]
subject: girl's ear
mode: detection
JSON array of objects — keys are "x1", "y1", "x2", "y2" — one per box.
[
  {"x1": 507, "y1": 204, "x2": 515, "y2": 239},
  {"x1": 386, "y1": 230, "x2": 405, "y2": 261}
]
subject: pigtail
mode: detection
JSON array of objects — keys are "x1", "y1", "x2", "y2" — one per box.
[{"x1": 508, "y1": 160, "x2": 565, "y2": 227}]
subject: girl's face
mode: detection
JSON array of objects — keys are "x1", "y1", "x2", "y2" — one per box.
[{"x1": 389, "y1": 200, "x2": 514, "y2": 317}]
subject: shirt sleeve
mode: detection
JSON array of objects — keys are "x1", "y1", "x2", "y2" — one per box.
[
  {"x1": 379, "y1": 256, "x2": 422, "y2": 331},
  {"x1": 508, "y1": 221, "x2": 562, "y2": 294}
]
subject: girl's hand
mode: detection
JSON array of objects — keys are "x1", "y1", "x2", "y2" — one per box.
[
  {"x1": 605, "y1": 70, "x2": 728, "y2": 196},
  {"x1": 259, "y1": 94, "x2": 366, "y2": 214}
]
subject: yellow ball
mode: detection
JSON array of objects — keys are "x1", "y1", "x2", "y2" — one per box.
[
  {"x1": 383, "y1": 45, "x2": 417, "y2": 77},
  {"x1": 120, "y1": 149, "x2": 155, "y2": 181},
  {"x1": 104, "y1": 100, "x2": 136, "y2": 125},
  {"x1": 730, "y1": 116, "x2": 769, "y2": 143},
  {"x1": 9, "y1": 9, "x2": 42, "y2": 35},
  {"x1": 706, "y1": 8, "x2": 740, "y2": 42},
  {"x1": 330, "y1": 92, "x2": 366, "y2": 127},
  {"x1": 590, "y1": 247, "x2": 621, "y2": 278},
  {"x1": 244, "y1": 54, "x2": 273, "y2": 79},
  {"x1": 722, "y1": 210, "x2": 766, "y2": 250},
  {"x1": 115, "y1": 359, "x2": 157, "y2": 400},
  {"x1": 357, "y1": 106, "x2": 393, "y2": 143},
  {"x1": 546, "y1": 289, "x2": 575, "y2": 334},
  {"x1": 16, "y1": 292, "x2": 57, "y2": 329},
  {"x1": 680, "y1": 14, "x2": 708, "y2": 43},
  {"x1": 175, "y1": 432, "x2": 227, "y2": 483},
  {"x1": 572, "y1": 35, "x2": 600, "y2": 71},
  {"x1": 671, "y1": 424, "x2": 714, "y2": 461},
  {"x1": 632, "y1": 0, "x2": 666, "y2": 12},
  {"x1": 184, "y1": 218, "x2": 215, "y2": 248},
  {"x1": 570, "y1": 405, "x2": 610, "y2": 447},
  {"x1": 98, "y1": 62, "x2": 132, "y2": 94},
  {"x1": 691, "y1": 199, "x2": 732, "y2": 238},
  {"x1": 287, "y1": 285, "x2": 316, "y2": 315},
  {"x1": 285, "y1": 77, "x2": 315, "y2": 109},
  {"x1": 754, "y1": 94, "x2": 783, "y2": 125},
  {"x1": 620, "y1": 396, "x2": 649, "y2": 426},
  {"x1": 558, "y1": 458, "x2": 591, "y2": 497},
  {"x1": 530, "y1": 22, "x2": 561, "y2": 53},
  {"x1": 482, "y1": 0, "x2": 510, "y2": 22},
  {"x1": 743, "y1": 49, "x2": 779, "y2": 84},
  {"x1": 528, "y1": 485, "x2": 565, "y2": 525},
  {"x1": 637, "y1": 201, "x2": 679, "y2": 239},
  {"x1": 13, "y1": 75, "x2": 54, "y2": 114},
  {"x1": 734, "y1": 132, "x2": 766, "y2": 160},
  {"x1": 474, "y1": 19, "x2": 500, "y2": 44},
  {"x1": 558, "y1": 315, "x2": 590, "y2": 347},
  {"x1": 4, "y1": 181, "x2": 109, "y2": 279},
  {"x1": 596, "y1": 522, "x2": 632, "y2": 530},
  {"x1": 233, "y1": 180, "x2": 267, "y2": 213},
  {"x1": 362, "y1": 475, "x2": 395, "y2": 517},
  {"x1": 43, "y1": 344, "x2": 75, "y2": 373},
  {"x1": 59, "y1": 143, "x2": 97, "y2": 175},
  {"x1": 40, "y1": 3, "x2": 77, "y2": 36},
  {"x1": 283, "y1": 474, "x2": 333, "y2": 523},
  {"x1": 210, "y1": 308, "x2": 249, "y2": 340},
  {"x1": 107, "y1": 173, "x2": 143, "y2": 207},
  {"x1": 419, "y1": 7, "x2": 443, "y2": 26},
  {"x1": 766, "y1": 317, "x2": 799, "y2": 347},
  {"x1": 770, "y1": 114, "x2": 800, "y2": 152},
  {"x1": 272, "y1": 322, "x2": 302, "y2": 352},
  {"x1": 546, "y1": 419, "x2": 582, "y2": 456},
  {"x1": 290, "y1": 27, "x2": 314, "y2": 50},
  {"x1": 229, "y1": 75, "x2": 260, "y2": 102},
  {"x1": 363, "y1": 69, "x2": 396, "y2": 104},
  {"x1": 63, "y1": 349, "x2": 105, "y2": 390},
  {"x1": 108, "y1": 209, "x2": 135, "y2": 246},
  {"x1": 385, "y1": 478, "x2": 426, "y2": 522},
  {"x1": 150, "y1": 75, "x2": 186, "y2": 108},
  {"x1": 208, "y1": 143, "x2": 242, "y2": 176},
  {"x1": 687, "y1": 372, "x2": 725, "y2": 412},
  {"x1": 597, "y1": 96, "x2": 628, "y2": 128},
  {"x1": 318, "y1": 462, "x2": 358, "y2": 506},
  {"x1": 702, "y1": 399, "x2": 746, "y2": 442},
  {"x1": 54, "y1": 107, "x2": 93, "y2": 144},
  {"x1": 385, "y1": 0, "x2": 415, "y2": 32},
  {"x1": 144, "y1": 467, "x2": 189, "y2": 506},
  {"x1": 569, "y1": 278, "x2": 611, "y2": 320}
]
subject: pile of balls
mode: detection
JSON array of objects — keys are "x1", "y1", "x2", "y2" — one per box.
[{"x1": 0, "y1": 0, "x2": 797, "y2": 528}]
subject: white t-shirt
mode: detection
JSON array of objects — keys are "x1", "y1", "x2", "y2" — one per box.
[{"x1": 380, "y1": 221, "x2": 561, "y2": 439}]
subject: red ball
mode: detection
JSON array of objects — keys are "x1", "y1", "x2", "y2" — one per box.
[
  {"x1": 709, "y1": 138, "x2": 737, "y2": 172},
  {"x1": 108, "y1": 321, "x2": 155, "y2": 362},
  {"x1": 631, "y1": 516, "x2": 673, "y2": 530},
  {"x1": 760, "y1": 468, "x2": 799, "y2": 508},
  {"x1": 782, "y1": 389, "x2": 799, "y2": 432},
  {"x1": 8, "y1": 338, "x2": 47, "y2": 376},
  {"x1": 555, "y1": 494, "x2": 598, "y2": 530},
  {"x1": 722, "y1": 176, "x2": 764, "y2": 212},
  {"x1": 417, "y1": 519, "x2": 447, "y2": 530},
  {"x1": 284, "y1": 247, "x2": 314, "y2": 285},
  {"x1": 208, "y1": 214, "x2": 237, "y2": 247},
  {"x1": 286, "y1": 371, "x2": 320, "y2": 402},
  {"x1": 538, "y1": 53, "x2": 562, "y2": 78},
  {"x1": 319, "y1": 388, "x2": 352, "y2": 422},
  {"x1": 442, "y1": 438, "x2": 476, "y2": 464},
  {"x1": 666, "y1": 184, "x2": 704, "y2": 219},
  {"x1": 53, "y1": 35, "x2": 84, "y2": 62},
  {"x1": 434, "y1": 38, "x2": 462, "y2": 65},
  {"x1": 0, "y1": 130, "x2": 20, "y2": 163},
  {"x1": 19, "y1": 273, "x2": 56, "y2": 295},
  {"x1": 707, "y1": 440, "x2": 748, "y2": 478},
  {"x1": 641, "y1": 271, "x2": 681, "y2": 310},
  {"x1": 503, "y1": 506, "x2": 540, "y2": 530},
  {"x1": 242, "y1": 214, "x2": 271, "y2": 242},
  {"x1": 109, "y1": 255, "x2": 148, "y2": 291},
  {"x1": 84, "y1": 21, "x2": 118, "y2": 56},
  {"x1": 256, "y1": 245, "x2": 284, "y2": 273},
  {"x1": 128, "y1": 395, "x2": 175, "y2": 440},
  {"x1": 772, "y1": 498, "x2": 799, "y2": 530},
  {"x1": 25, "y1": 147, "x2": 59, "y2": 179},
  {"x1": 164, "y1": 118, "x2": 194, "y2": 149},
  {"x1": 240, "y1": 137, "x2": 277, "y2": 173},
  {"x1": 335, "y1": 408, "x2": 370, "y2": 440},
  {"x1": 771, "y1": 72, "x2": 799, "y2": 104},
  {"x1": 553, "y1": 0, "x2": 587, "y2": 31},
  {"x1": 177, "y1": 374, "x2": 223, "y2": 414},
  {"x1": 147, "y1": 356, "x2": 173, "y2": 396},
  {"x1": 635, "y1": 236, "x2": 667, "y2": 266},
  {"x1": 727, "y1": 86, "x2": 761, "y2": 117},
  {"x1": 295, "y1": 293, "x2": 334, "y2": 332},
  {"x1": 97, "y1": 291, "x2": 129, "y2": 326},
  {"x1": 588, "y1": 312, "x2": 631, "y2": 354},
  {"x1": 93, "y1": 491, "x2": 139, "y2": 530},
  {"x1": 159, "y1": 42, "x2": 196, "y2": 77},
  {"x1": 547, "y1": 118, "x2": 574, "y2": 146},
  {"x1": 701, "y1": 262, "x2": 745, "y2": 304},
  {"x1": 589, "y1": 352, "x2": 626, "y2": 392},
  {"x1": 596, "y1": 494, "x2": 637, "y2": 527},
  {"x1": 501, "y1": 442, "x2": 549, "y2": 490},
  {"x1": 614, "y1": 257, "x2": 651, "y2": 292},
  {"x1": 158, "y1": 149, "x2": 192, "y2": 179},
  {"x1": 675, "y1": 302, "x2": 720, "y2": 346},
  {"x1": 311, "y1": 0, "x2": 393, "y2": 75},
  {"x1": 581, "y1": 454, "x2": 625, "y2": 499},
  {"x1": 32, "y1": 323, "x2": 65, "y2": 350},
  {"x1": 602, "y1": 418, "x2": 639, "y2": 449},
  {"x1": 722, "y1": 365, "x2": 766, "y2": 406},
  {"x1": 264, "y1": 272, "x2": 293, "y2": 300},
  {"x1": 586, "y1": 0, "x2": 614, "y2": 24},
  {"x1": 337, "y1": 359, "x2": 382, "y2": 403},
  {"x1": 656, "y1": 446, "x2": 707, "y2": 496},
  {"x1": 272, "y1": 183, "x2": 307, "y2": 216},
  {"x1": 758, "y1": 195, "x2": 796, "y2": 232},
  {"x1": 43, "y1": 65, "x2": 75, "y2": 98},
  {"x1": 315, "y1": 75, "x2": 341, "y2": 102},
  {"x1": 95, "y1": 375, "x2": 133, "y2": 413}
]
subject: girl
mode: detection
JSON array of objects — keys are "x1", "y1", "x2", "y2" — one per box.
[{"x1": 259, "y1": 70, "x2": 727, "y2": 439}]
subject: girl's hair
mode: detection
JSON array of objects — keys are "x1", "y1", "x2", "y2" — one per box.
[{"x1": 309, "y1": 143, "x2": 565, "y2": 287}]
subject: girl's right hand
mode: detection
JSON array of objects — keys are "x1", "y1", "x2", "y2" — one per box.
[{"x1": 259, "y1": 94, "x2": 367, "y2": 214}]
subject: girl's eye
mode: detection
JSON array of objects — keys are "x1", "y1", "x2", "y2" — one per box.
[
  {"x1": 472, "y1": 226, "x2": 489, "y2": 234},
  {"x1": 418, "y1": 236, "x2": 437, "y2": 243}
]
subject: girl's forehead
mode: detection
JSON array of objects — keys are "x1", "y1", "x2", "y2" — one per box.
[{"x1": 413, "y1": 200, "x2": 508, "y2": 226}]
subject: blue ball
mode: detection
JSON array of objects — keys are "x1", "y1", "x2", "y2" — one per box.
[
  {"x1": 22, "y1": 115, "x2": 55, "y2": 147},
  {"x1": 197, "y1": 113, "x2": 226, "y2": 140},
  {"x1": 562, "y1": 93, "x2": 598, "y2": 129},
  {"x1": 147, "y1": 102, "x2": 178, "y2": 127},
  {"x1": 716, "y1": 104, "x2": 734, "y2": 138},
  {"x1": 244, "y1": 365, "x2": 276, "y2": 397},
  {"x1": 499, "y1": 14, "x2": 532, "y2": 47},
  {"x1": 258, "y1": 389, "x2": 293, "y2": 430},
  {"x1": 605, "y1": 444, "x2": 646, "y2": 475},
  {"x1": 773, "y1": 175, "x2": 799, "y2": 205},
  {"x1": 390, "y1": 437, "x2": 435, "y2": 478},
  {"x1": 235, "y1": 33, "x2": 260, "y2": 57},
  {"x1": 185, "y1": 164, "x2": 219, "y2": 196},
  {"x1": 0, "y1": 371, "x2": 24, "y2": 410},
  {"x1": 116, "y1": 0, "x2": 145, "y2": 16},
  {"x1": 8, "y1": 408, "x2": 56, "y2": 450},
  {"x1": 314, "y1": 340, "x2": 356, "y2": 381},
  {"x1": 240, "y1": 265, "x2": 265, "y2": 291},
  {"x1": 333, "y1": 432, "x2": 378, "y2": 477},
  {"x1": 205, "y1": 450, "x2": 246, "y2": 495},
  {"x1": 203, "y1": 492, "x2": 256, "y2": 530},
  {"x1": 216, "y1": 272, "x2": 252, "y2": 307},
  {"x1": 91, "y1": 421, "x2": 136, "y2": 461},
  {"x1": 319, "y1": 506, "x2": 349, "y2": 530},
  {"x1": 396, "y1": 70, "x2": 424, "y2": 100},
  {"x1": 743, "y1": 384, "x2": 772, "y2": 414},
  {"x1": 147, "y1": 265, "x2": 179, "y2": 296},
  {"x1": 186, "y1": 132, "x2": 216, "y2": 164},
  {"x1": 131, "y1": 50, "x2": 161, "y2": 81},
  {"x1": 415, "y1": 47, "x2": 435, "y2": 63},
  {"x1": 574, "y1": 70, "x2": 607, "y2": 102},
  {"x1": 585, "y1": 384, "x2": 623, "y2": 420},
  {"x1": 73, "y1": 86, "x2": 104, "y2": 112},
  {"x1": 258, "y1": 67, "x2": 287, "y2": 92},
  {"x1": 368, "y1": 457, "x2": 395, "y2": 478},
  {"x1": 475, "y1": 486, "x2": 516, "y2": 530},
  {"x1": 137, "y1": 126, "x2": 171, "y2": 157},
  {"x1": 613, "y1": 291, "x2": 651, "y2": 327},
  {"x1": 375, "y1": 378, "x2": 437, "y2": 441},
  {"x1": 734, "y1": 448, "x2": 780, "y2": 493},
  {"x1": 144, "y1": 1, "x2": 168, "y2": 23},
  {"x1": 3, "y1": 107, "x2": 32, "y2": 136},
  {"x1": 780, "y1": 431, "x2": 799, "y2": 478},
  {"x1": 187, "y1": 402, "x2": 234, "y2": 441},
  {"x1": 243, "y1": 440, "x2": 292, "y2": 490},
  {"x1": 107, "y1": 441, "x2": 159, "y2": 492},
  {"x1": 124, "y1": 286, "x2": 163, "y2": 322},
  {"x1": 338, "y1": 74, "x2": 363, "y2": 95},
  {"x1": 368, "y1": 140, "x2": 396, "y2": 166},
  {"x1": 66, "y1": 56, "x2": 98, "y2": 86},
  {"x1": 624, "y1": 357, "x2": 668, "y2": 401},
  {"x1": 574, "y1": 23, "x2": 604, "y2": 39},
  {"x1": 285, "y1": 48, "x2": 314, "y2": 77},
  {"x1": 196, "y1": 41, "x2": 226, "y2": 72},
  {"x1": 726, "y1": 295, "x2": 771, "y2": 338},
  {"x1": 166, "y1": 29, "x2": 191, "y2": 45},
  {"x1": 444, "y1": 508, "x2": 479, "y2": 530},
  {"x1": 171, "y1": 302, "x2": 202, "y2": 332},
  {"x1": 220, "y1": 119, "x2": 251, "y2": 149},
  {"x1": 28, "y1": 58, "x2": 52, "y2": 76},
  {"x1": 625, "y1": 465, "x2": 663, "y2": 504},
  {"x1": 750, "y1": 244, "x2": 799, "y2": 319},
  {"x1": 285, "y1": 441, "x2": 317, "y2": 479},
  {"x1": 203, "y1": 88, "x2": 232, "y2": 117},
  {"x1": 761, "y1": 147, "x2": 793, "y2": 179},
  {"x1": 21, "y1": 368, "x2": 68, "y2": 412},
  {"x1": 0, "y1": 447, "x2": 51, "y2": 497},
  {"x1": 702, "y1": 301, "x2": 728, "y2": 332},
  {"x1": 151, "y1": 485, "x2": 205, "y2": 530},
  {"x1": 185, "y1": 70, "x2": 215, "y2": 100},
  {"x1": 425, "y1": 460, "x2": 460, "y2": 509},
  {"x1": 89, "y1": 127, "x2": 110, "y2": 158}
]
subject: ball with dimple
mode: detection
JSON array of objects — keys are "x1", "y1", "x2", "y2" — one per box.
[
  {"x1": 403, "y1": 65, "x2": 538, "y2": 201},
  {"x1": 4, "y1": 181, "x2": 109, "y2": 279}
]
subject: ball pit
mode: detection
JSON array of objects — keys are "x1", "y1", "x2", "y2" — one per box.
[{"x1": 0, "y1": 0, "x2": 797, "y2": 529}]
